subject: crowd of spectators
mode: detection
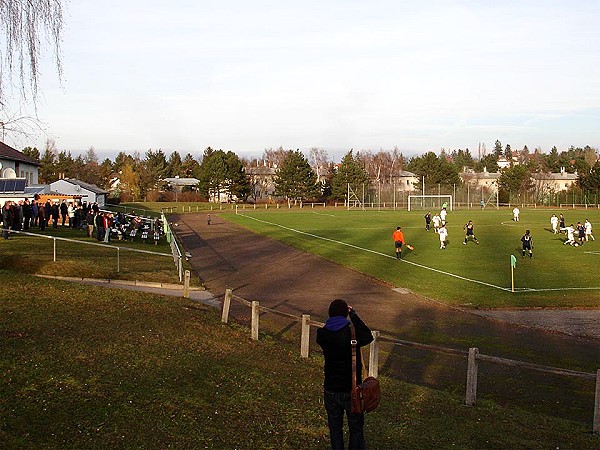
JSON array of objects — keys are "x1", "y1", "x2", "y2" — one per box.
[{"x1": 1, "y1": 199, "x2": 163, "y2": 244}]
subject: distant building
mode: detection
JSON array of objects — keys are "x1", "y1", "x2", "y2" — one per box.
[
  {"x1": 0, "y1": 141, "x2": 40, "y2": 185},
  {"x1": 49, "y1": 178, "x2": 108, "y2": 206},
  {"x1": 396, "y1": 170, "x2": 419, "y2": 192},
  {"x1": 460, "y1": 167, "x2": 578, "y2": 193},
  {"x1": 246, "y1": 164, "x2": 277, "y2": 202}
]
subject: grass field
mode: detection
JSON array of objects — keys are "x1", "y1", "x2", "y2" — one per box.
[
  {"x1": 221, "y1": 206, "x2": 600, "y2": 308},
  {"x1": 1, "y1": 271, "x2": 598, "y2": 449},
  {"x1": 0, "y1": 226, "x2": 187, "y2": 285}
]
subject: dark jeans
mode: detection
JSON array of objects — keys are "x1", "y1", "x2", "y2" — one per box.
[{"x1": 324, "y1": 390, "x2": 365, "y2": 450}]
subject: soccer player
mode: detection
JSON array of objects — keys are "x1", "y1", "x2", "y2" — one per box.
[
  {"x1": 521, "y1": 229, "x2": 533, "y2": 258},
  {"x1": 585, "y1": 219, "x2": 595, "y2": 241},
  {"x1": 440, "y1": 207, "x2": 448, "y2": 226},
  {"x1": 559, "y1": 213, "x2": 566, "y2": 233},
  {"x1": 432, "y1": 213, "x2": 441, "y2": 234},
  {"x1": 424, "y1": 211, "x2": 432, "y2": 231},
  {"x1": 438, "y1": 224, "x2": 448, "y2": 249},
  {"x1": 392, "y1": 226, "x2": 405, "y2": 259},
  {"x1": 561, "y1": 224, "x2": 576, "y2": 246},
  {"x1": 550, "y1": 214, "x2": 559, "y2": 234},
  {"x1": 463, "y1": 220, "x2": 479, "y2": 245},
  {"x1": 576, "y1": 222, "x2": 585, "y2": 245},
  {"x1": 512, "y1": 207, "x2": 520, "y2": 222}
]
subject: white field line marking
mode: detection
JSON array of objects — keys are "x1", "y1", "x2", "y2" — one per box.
[
  {"x1": 238, "y1": 213, "x2": 600, "y2": 293},
  {"x1": 311, "y1": 211, "x2": 337, "y2": 217},
  {"x1": 238, "y1": 213, "x2": 512, "y2": 292},
  {"x1": 584, "y1": 251, "x2": 600, "y2": 255}
]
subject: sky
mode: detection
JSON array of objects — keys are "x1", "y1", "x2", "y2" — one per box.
[{"x1": 5, "y1": 0, "x2": 600, "y2": 162}]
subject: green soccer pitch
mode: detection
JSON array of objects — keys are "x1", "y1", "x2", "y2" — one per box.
[{"x1": 223, "y1": 207, "x2": 600, "y2": 308}]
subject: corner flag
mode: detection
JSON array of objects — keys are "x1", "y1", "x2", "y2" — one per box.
[{"x1": 510, "y1": 255, "x2": 517, "y2": 292}]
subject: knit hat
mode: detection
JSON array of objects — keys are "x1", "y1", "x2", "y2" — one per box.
[{"x1": 328, "y1": 299, "x2": 349, "y2": 318}]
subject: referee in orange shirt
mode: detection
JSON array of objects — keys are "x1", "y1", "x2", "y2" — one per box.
[{"x1": 392, "y1": 226, "x2": 404, "y2": 259}]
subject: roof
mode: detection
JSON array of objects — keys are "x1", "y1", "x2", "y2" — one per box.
[
  {"x1": 52, "y1": 178, "x2": 109, "y2": 194},
  {"x1": 0, "y1": 141, "x2": 41, "y2": 166},
  {"x1": 163, "y1": 177, "x2": 200, "y2": 186},
  {"x1": 398, "y1": 170, "x2": 417, "y2": 177}
]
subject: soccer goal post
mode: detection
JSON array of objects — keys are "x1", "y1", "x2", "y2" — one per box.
[{"x1": 408, "y1": 195, "x2": 453, "y2": 211}]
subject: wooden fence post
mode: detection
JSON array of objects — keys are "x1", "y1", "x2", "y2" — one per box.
[
  {"x1": 594, "y1": 369, "x2": 600, "y2": 434},
  {"x1": 300, "y1": 314, "x2": 310, "y2": 358},
  {"x1": 466, "y1": 347, "x2": 479, "y2": 406},
  {"x1": 251, "y1": 301, "x2": 259, "y2": 340},
  {"x1": 369, "y1": 331, "x2": 380, "y2": 378},
  {"x1": 183, "y1": 270, "x2": 190, "y2": 298},
  {"x1": 221, "y1": 289, "x2": 232, "y2": 324}
]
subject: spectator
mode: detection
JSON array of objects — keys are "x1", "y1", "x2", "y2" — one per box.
[
  {"x1": 37, "y1": 202, "x2": 47, "y2": 232},
  {"x1": 317, "y1": 300, "x2": 374, "y2": 450},
  {"x1": 51, "y1": 202, "x2": 59, "y2": 228},
  {"x1": 22, "y1": 198, "x2": 32, "y2": 231},
  {"x1": 86, "y1": 209, "x2": 95, "y2": 238},
  {"x1": 2, "y1": 201, "x2": 13, "y2": 239},
  {"x1": 95, "y1": 211, "x2": 105, "y2": 241},
  {"x1": 60, "y1": 200, "x2": 68, "y2": 226}
]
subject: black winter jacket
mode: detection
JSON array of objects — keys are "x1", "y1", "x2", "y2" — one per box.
[{"x1": 316, "y1": 311, "x2": 373, "y2": 393}]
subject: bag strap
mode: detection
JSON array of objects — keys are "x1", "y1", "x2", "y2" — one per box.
[
  {"x1": 350, "y1": 322, "x2": 358, "y2": 390},
  {"x1": 360, "y1": 346, "x2": 368, "y2": 380}
]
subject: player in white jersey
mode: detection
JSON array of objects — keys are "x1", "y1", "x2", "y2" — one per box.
[
  {"x1": 438, "y1": 224, "x2": 448, "y2": 249},
  {"x1": 550, "y1": 214, "x2": 559, "y2": 234},
  {"x1": 585, "y1": 219, "x2": 595, "y2": 241},
  {"x1": 432, "y1": 214, "x2": 441, "y2": 233},
  {"x1": 561, "y1": 224, "x2": 576, "y2": 246},
  {"x1": 512, "y1": 207, "x2": 520, "y2": 222},
  {"x1": 440, "y1": 207, "x2": 447, "y2": 225}
]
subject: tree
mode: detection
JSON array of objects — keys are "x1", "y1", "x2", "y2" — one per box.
[
  {"x1": 330, "y1": 150, "x2": 369, "y2": 201},
  {"x1": 224, "y1": 151, "x2": 252, "y2": 202},
  {"x1": 504, "y1": 144, "x2": 512, "y2": 159},
  {"x1": 38, "y1": 139, "x2": 57, "y2": 183},
  {"x1": 262, "y1": 147, "x2": 288, "y2": 168},
  {"x1": 493, "y1": 140, "x2": 503, "y2": 158},
  {"x1": 181, "y1": 153, "x2": 200, "y2": 178},
  {"x1": 274, "y1": 150, "x2": 319, "y2": 206},
  {"x1": 450, "y1": 148, "x2": 474, "y2": 172},
  {"x1": 0, "y1": 1, "x2": 65, "y2": 106},
  {"x1": 497, "y1": 164, "x2": 533, "y2": 202},
  {"x1": 198, "y1": 147, "x2": 228, "y2": 202},
  {"x1": 21, "y1": 146, "x2": 40, "y2": 161},
  {"x1": 140, "y1": 149, "x2": 168, "y2": 195},
  {"x1": 578, "y1": 161, "x2": 600, "y2": 191},
  {"x1": 166, "y1": 151, "x2": 183, "y2": 177},
  {"x1": 406, "y1": 151, "x2": 461, "y2": 192}
]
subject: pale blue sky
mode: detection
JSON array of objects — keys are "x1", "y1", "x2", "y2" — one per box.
[{"x1": 18, "y1": 0, "x2": 600, "y2": 161}]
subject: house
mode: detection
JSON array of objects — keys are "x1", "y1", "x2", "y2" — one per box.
[
  {"x1": 460, "y1": 167, "x2": 578, "y2": 193},
  {"x1": 0, "y1": 141, "x2": 40, "y2": 185},
  {"x1": 49, "y1": 178, "x2": 108, "y2": 206},
  {"x1": 396, "y1": 170, "x2": 419, "y2": 192}
]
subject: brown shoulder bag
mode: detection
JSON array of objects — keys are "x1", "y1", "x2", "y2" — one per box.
[{"x1": 350, "y1": 323, "x2": 381, "y2": 414}]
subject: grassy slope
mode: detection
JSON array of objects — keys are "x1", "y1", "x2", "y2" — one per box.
[
  {"x1": 0, "y1": 272, "x2": 597, "y2": 450},
  {"x1": 222, "y1": 207, "x2": 600, "y2": 308}
]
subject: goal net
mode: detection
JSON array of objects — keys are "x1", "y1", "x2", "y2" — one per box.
[{"x1": 408, "y1": 195, "x2": 453, "y2": 211}]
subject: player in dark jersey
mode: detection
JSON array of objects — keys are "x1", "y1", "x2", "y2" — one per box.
[
  {"x1": 576, "y1": 222, "x2": 585, "y2": 245},
  {"x1": 463, "y1": 220, "x2": 479, "y2": 245},
  {"x1": 521, "y1": 229, "x2": 533, "y2": 258},
  {"x1": 424, "y1": 212, "x2": 432, "y2": 231}
]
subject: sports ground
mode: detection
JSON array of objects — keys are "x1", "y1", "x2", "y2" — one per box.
[{"x1": 224, "y1": 206, "x2": 600, "y2": 309}]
